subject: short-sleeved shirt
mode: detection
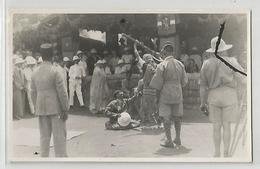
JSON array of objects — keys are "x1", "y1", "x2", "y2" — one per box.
[
  {"x1": 200, "y1": 57, "x2": 244, "y2": 89},
  {"x1": 150, "y1": 56, "x2": 188, "y2": 104},
  {"x1": 69, "y1": 64, "x2": 85, "y2": 81},
  {"x1": 200, "y1": 56, "x2": 245, "y2": 106}
]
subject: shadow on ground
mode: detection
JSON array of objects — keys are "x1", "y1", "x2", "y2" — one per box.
[{"x1": 155, "y1": 146, "x2": 192, "y2": 156}]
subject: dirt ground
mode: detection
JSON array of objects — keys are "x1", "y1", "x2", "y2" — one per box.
[{"x1": 11, "y1": 107, "x2": 250, "y2": 160}]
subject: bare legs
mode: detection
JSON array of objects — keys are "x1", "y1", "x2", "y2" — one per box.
[
  {"x1": 213, "y1": 123, "x2": 221, "y2": 157},
  {"x1": 163, "y1": 117, "x2": 182, "y2": 146},
  {"x1": 163, "y1": 119, "x2": 173, "y2": 143},
  {"x1": 223, "y1": 122, "x2": 231, "y2": 157},
  {"x1": 213, "y1": 122, "x2": 231, "y2": 157}
]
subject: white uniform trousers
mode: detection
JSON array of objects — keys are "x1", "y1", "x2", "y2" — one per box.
[
  {"x1": 69, "y1": 79, "x2": 84, "y2": 106},
  {"x1": 38, "y1": 115, "x2": 67, "y2": 157}
]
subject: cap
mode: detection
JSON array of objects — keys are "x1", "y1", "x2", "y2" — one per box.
[
  {"x1": 63, "y1": 57, "x2": 70, "y2": 62},
  {"x1": 73, "y1": 55, "x2": 80, "y2": 61},
  {"x1": 76, "y1": 50, "x2": 83, "y2": 55}
]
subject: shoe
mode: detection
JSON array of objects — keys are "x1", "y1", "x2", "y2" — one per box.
[
  {"x1": 80, "y1": 105, "x2": 85, "y2": 109},
  {"x1": 69, "y1": 106, "x2": 73, "y2": 110},
  {"x1": 160, "y1": 140, "x2": 175, "y2": 148},
  {"x1": 173, "y1": 139, "x2": 182, "y2": 146}
]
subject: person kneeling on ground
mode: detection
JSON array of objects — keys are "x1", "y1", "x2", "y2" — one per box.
[{"x1": 105, "y1": 90, "x2": 141, "y2": 130}]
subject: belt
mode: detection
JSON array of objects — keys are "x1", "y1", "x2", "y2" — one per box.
[{"x1": 143, "y1": 88, "x2": 157, "y2": 96}]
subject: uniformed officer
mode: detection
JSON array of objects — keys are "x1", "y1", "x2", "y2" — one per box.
[
  {"x1": 150, "y1": 42, "x2": 188, "y2": 148},
  {"x1": 31, "y1": 43, "x2": 69, "y2": 157},
  {"x1": 69, "y1": 55, "x2": 85, "y2": 108}
]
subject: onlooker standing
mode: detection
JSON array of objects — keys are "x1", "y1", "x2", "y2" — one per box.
[
  {"x1": 87, "y1": 48, "x2": 98, "y2": 76},
  {"x1": 200, "y1": 37, "x2": 246, "y2": 157},
  {"x1": 24, "y1": 56, "x2": 37, "y2": 115},
  {"x1": 150, "y1": 42, "x2": 188, "y2": 148},
  {"x1": 140, "y1": 53, "x2": 158, "y2": 125},
  {"x1": 89, "y1": 59, "x2": 110, "y2": 114},
  {"x1": 13, "y1": 57, "x2": 26, "y2": 119},
  {"x1": 108, "y1": 50, "x2": 120, "y2": 74},
  {"x1": 69, "y1": 56, "x2": 85, "y2": 108},
  {"x1": 31, "y1": 43, "x2": 69, "y2": 157}
]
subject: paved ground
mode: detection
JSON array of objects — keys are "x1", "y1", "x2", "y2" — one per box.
[{"x1": 11, "y1": 107, "x2": 250, "y2": 159}]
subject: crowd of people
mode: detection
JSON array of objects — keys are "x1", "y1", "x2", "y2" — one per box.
[{"x1": 12, "y1": 36, "x2": 247, "y2": 158}]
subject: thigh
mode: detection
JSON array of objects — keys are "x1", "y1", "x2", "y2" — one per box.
[
  {"x1": 51, "y1": 115, "x2": 66, "y2": 138},
  {"x1": 159, "y1": 102, "x2": 172, "y2": 120},
  {"x1": 208, "y1": 104, "x2": 223, "y2": 123},
  {"x1": 222, "y1": 104, "x2": 239, "y2": 123},
  {"x1": 38, "y1": 116, "x2": 52, "y2": 137},
  {"x1": 171, "y1": 103, "x2": 183, "y2": 117}
]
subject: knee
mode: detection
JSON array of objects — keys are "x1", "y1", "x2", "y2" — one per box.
[
  {"x1": 223, "y1": 122, "x2": 231, "y2": 131},
  {"x1": 173, "y1": 116, "x2": 182, "y2": 123},
  {"x1": 163, "y1": 117, "x2": 172, "y2": 126},
  {"x1": 213, "y1": 123, "x2": 222, "y2": 131}
]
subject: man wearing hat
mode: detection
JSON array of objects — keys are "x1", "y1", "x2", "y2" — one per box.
[
  {"x1": 77, "y1": 50, "x2": 88, "y2": 76},
  {"x1": 31, "y1": 43, "x2": 69, "y2": 157},
  {"x1": 68, "y1": 55, "x2": 85, "y2": 108},
  {"x1": 150, "y1": 42, "x2": 188, "y2": 148},
  {"x1": 200, "y1": 37, "x2": 246, "y2": 157},
  {"x1": 13, "y1": 57, "x2": 26, "y2": 119}
]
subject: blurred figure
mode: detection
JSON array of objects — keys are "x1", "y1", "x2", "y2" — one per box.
[
  {"x1": 69, "y1": 56, "x2": 85, "y2": 108},
  {"x1": 189, "y1": 46, "x2": 202, "y2": 69},
  {"x1": 87, "y1": 48, "x2": 98, "y2": 76},
  {"x1": 89, "y1": 59, "x2": 110, "y2": 114},
  {"x1": 114, "y1": 59, "x2": 127, "y2": 75},
  {"x1": 37, "y1": 57, "x2": 43, "y2": 66},
  {"x1": 121, "y1": 46, "x2": 133, "y2": 72},
  {"x1": 13, "y1": 57, "x2": 26, "y2": 119},
  {"x1": 103, "y1": 49, "x2": 112, "y2": 75},
  {"x1": 140, "y1": 53, "x2": 158, "y2": 125},
  {"x1": 185, "y1": 58, "x2": 199, "y2": 73},
  {"x1": 62, "y1": 57, "x2": 70, "y2": 93},
  {"x1": 108, "y1": 50, "x2": 120, "y2": 74},
  {"x1": 24, "y1": 56, "x2": 37, "y2": 115}
]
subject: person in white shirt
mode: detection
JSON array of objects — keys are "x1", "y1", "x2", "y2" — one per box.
[
  {"x1": 62, "y1": 57, "x2": 70, "y2": 94},
  {"x1": 53, "y1": 57, "x2": 69, "y2": 96},
  {"x1": 77, "y1": 50, "x2": 87, "y2": 76},
  {"x1": 69, "y1": 55, "x2": 85, "y2": 108},
  {"x1": 24, "y1": 56, "x2": 37, "y2": 115}
]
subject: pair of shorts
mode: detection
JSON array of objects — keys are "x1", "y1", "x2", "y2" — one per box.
[
  {"x1": 209, "y1": 104, "x2": 239, "y2": 123},
  {"x1": 159, "y1": 102, "x2": 183, "y2": 120}
]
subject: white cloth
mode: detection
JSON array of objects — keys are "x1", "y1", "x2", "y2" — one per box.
[
  {"x1": 69, "y1": 64, "x2": 84, "y2": 81},
  {"x1": 69, "y1": 80, "x2": 84, "y2": 106},
  {"x1": 79, "y1": 60, "x2": 87, "y2": 77}
]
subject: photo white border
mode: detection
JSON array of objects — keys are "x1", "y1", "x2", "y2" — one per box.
[{"x1": 5, "y1": 8, "x2": 252, "y2": 163}]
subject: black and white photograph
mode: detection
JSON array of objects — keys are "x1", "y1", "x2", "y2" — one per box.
[{"x1": 6, "y1": 11, "x2": 251, "y2": 162}]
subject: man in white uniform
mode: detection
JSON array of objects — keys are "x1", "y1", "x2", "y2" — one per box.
[{"x1": 69, "y1": 55, "x2": 85, "y2": 108}]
